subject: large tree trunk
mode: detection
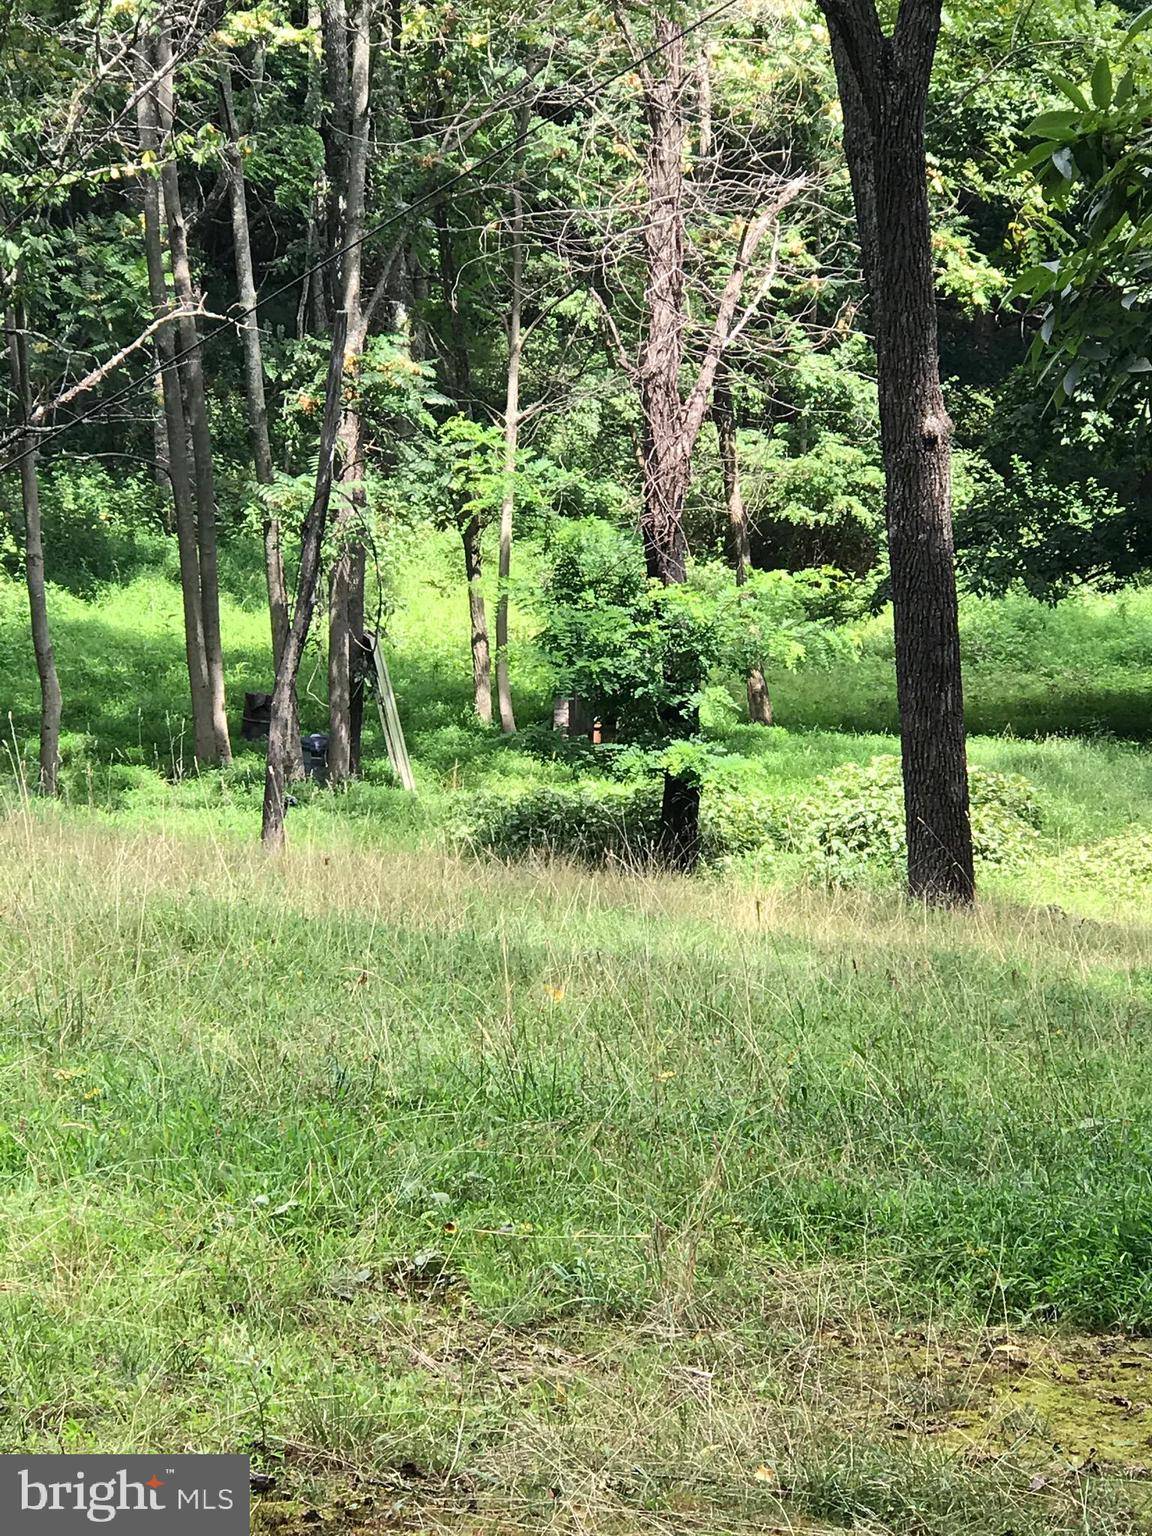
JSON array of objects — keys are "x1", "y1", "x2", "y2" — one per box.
[
  {"x1": 637, "y1": 15, "x2": 691, "y2": 589},
  {"x1": 713, "y1": 364, "x2": 771, "y2": 725},
  {"x1": 635, "y1": 12, "x2": 698, "y2": 865},
  {"x1": 326, "y1": 0, "x2": 371, "y2": 785},
  {"x1": 819, "y1": 0, "x2": 974, "y2": 905},
  {"x1": 135, "y1": 57, "x2": 215, "y2": 766},
  {"x1": 154, "y1": 28, "x2": 232, "y2": 766},
  {"x1": 6, "y1": 304, "x2": 62, "y2": 794},
  {"x1": 263, "y1": 308, "x2": 349, "y2": 847},
  {"x1": 218, "y1": 61, "x2": 304, "y2": 780},
  {"x1": 495, "y1": 143, "x2": 526, "y2": 736}
]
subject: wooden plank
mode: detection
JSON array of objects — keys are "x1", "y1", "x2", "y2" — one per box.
[{"x1": 367, "y1": 633, "x2": 416, "y2": 791}]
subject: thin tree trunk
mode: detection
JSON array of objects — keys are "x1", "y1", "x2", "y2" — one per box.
[
  {"x1": 819, "y1": 0, "x2": 974, "y2": 905},
  {"x1": 154, "y1": 27, "x2": 232, "y2": 765},
  {"x1": 326, "y1": 0, "x2": 371, "y2": 785},
  {"x1": 462, "y1": 514, "x2": 493, "y2": 725},
  {"x1": 135, "y1": 58, "x2": 215, "y2": 765},
  {"x1": 6, "y1": 304, "x2": 62, "y2": 793},
  {"x1": 150, "y1": 361, "x2": 170, "y2": 498},
  {"x1": 298, "y1": 0, "x2": 330, "y2": 339},
  {"x1": 321, "y1": 0, "x2": 351, "y2": 320},
  {"x1": 263, "y1": 307, "x2": 349, "y2": 847},
  {"x1": 713, "y1": 364, "x2": 771, "y2": 725},
  {"x1": 219, "y1": 60, "x2": 303, "y2": 778},
  {"x1": 434, "y1": 204, "x2": 493, "y2": 722},
  {"x1": 496, "y1": 123, "x2": 527, "y2": 736},
  {"x1": 635, "y1": 11, "x2": 697, "y2": 865}
]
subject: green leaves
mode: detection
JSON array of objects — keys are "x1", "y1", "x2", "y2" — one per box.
[
  {"x1": 1091, "y1": 56, "x2": 1114, "y2": 110},
  {"x1": 1014, "y1": 48, "x2": 1152, "y2": 409}
]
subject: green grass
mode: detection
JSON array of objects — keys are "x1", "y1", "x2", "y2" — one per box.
[{"x1": 1, "y1": 815, "x2": 1151, "y2": 1532}]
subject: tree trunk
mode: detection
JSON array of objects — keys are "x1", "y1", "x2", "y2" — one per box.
[
  {"x1": 820, "y1": 0, "x2": 974, "y2": 905},
  {"x1": 496, "y1": 136, "x2": 526, "y2": 736},
  {"x1": 218, "y1": 61, "x2": 304, "y2": 780},
  {"x1": 635, "y1": 11, "x2": 698, "y2": 861},
  {"x1": 713, "y1": 364, "x2": 771, "y2": 725},
  {"x1": 263, "y1": 308, "x2": 350, "y2": 847},
  {"x1": 6, "y1": 304, "x2": 62, "y2": 794},
  {"x1": 637, "y1": 14, "x2": 691, "y2": 588},
  {"x1": 321, "y1": 0, "x2": 351, "y2": 320},
  {"x1": 326, "y1": 0, "x2": 371, "y2": 785},
  {"x1": 298, "y1": 0, "x2": 330, "y2": 339},
  {"x1": 135, "y1": 56, "x2": 216, "y2": 766},
  {"x1": 462, "y1": 515, "x2": 493, "y2": 725},
  {"x1": 434, "y1": 205, "x2": 493, "y2": 723},
  {"x1": 219, "y1": 62, "x2": 287, "y2": 662},
  {"x1": 154, "y1": 27, "x2": 232, "y2": 766}
]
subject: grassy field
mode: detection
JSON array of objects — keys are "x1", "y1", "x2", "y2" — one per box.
[
  {"x1": 4, "y1": 548, "x2": 1152, "y2": 1530},
  {"x1": 1, "y1": 811, "x2": 1152, "y2": 1532}
]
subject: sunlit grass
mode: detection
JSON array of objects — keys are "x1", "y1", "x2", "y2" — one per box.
[{"x1": 0, "y1": 810, "x2": 1150, "y2": 1530}]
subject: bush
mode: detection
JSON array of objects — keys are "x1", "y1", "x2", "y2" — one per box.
[
  {"x1": 698, "y1": 756, "x2": 788, "y2": 855},
  {"x1": 460, "y1": 758, "x2": 797, "y2": 867},
  {"x1": 457, "y1": 781, "x2": 663, "y2": 865},
  {"x1": 0, "y1": 465, "x2": 168, "y2": 595},
  {"x1": 793, "y1": 755, "x2": 1042, "y2": 883},
  {"x1": 1061, "y1": 827, "x2": 1152, "y2": 901}
]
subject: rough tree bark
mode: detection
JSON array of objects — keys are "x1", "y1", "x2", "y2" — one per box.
[
  {"x1": 713, "y1": 362, "x2": 771, "y2": 725},
  {"x1": 495, "y1": 114, "x2": 528, "y2": 736},
  {"x1": 5, "y1": 303, "x2": 62, "y2": 793},
  {"x1": 325, "y1": 0, "x2": 372, "y2": 784},
  {"x1": 135, "y1": 57, "x2": 216, "y2": 766},
  {"x1": 613, "y1": 7, "x2": 799, "y2": 865},
  {"x1": 817, "y1": 0, "x2": 975, "y2": 904},
  {"x1": 263, "y1": 307, "x2": 350, "y2": 847},
  {"x1": 154, "y1": 27, "x2": 232, "y2": 765},
  {"x1": 219, "y1": 61, "x2": 304, "y2": 780}
]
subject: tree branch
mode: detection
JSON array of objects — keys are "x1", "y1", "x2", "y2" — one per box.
[
  {"x1": 681, "y1": 177, "x2": 805, "y2": 443},
  {"x1": 22, "y1": 307, "x2": 205, "y2": 430}
]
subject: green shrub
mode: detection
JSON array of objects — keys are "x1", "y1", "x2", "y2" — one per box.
[
  {"x1": 0, "y1": 465, "x2": 168, "y2": 595},
  {"x1": 1061, "y1": 827, "x2": 1152, "y2": 900},
  {"x1": 793, "y1": 755, "x2": 1042, "y2": 883},
  {"x1": 460, "y1": 758, "x2": 797, "y2": 867},
  {"x1": 457, "y1": 781, "x2": 663, "y2": 865},
  {"x1": 698, "y1": 756, "x2": 788, "y2": 855}
]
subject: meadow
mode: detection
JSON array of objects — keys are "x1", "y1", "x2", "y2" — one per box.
[{"x1": 4, "y1": 542, "x2": 1152, "y2": 1533}]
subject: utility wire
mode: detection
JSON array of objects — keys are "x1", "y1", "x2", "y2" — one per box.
[
  {"x1": 0, "y1": 7, "x2": 209, "y2": 243},
  {"x1": 0, "y1": 0, "x2": 741, "y2": 474}
]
